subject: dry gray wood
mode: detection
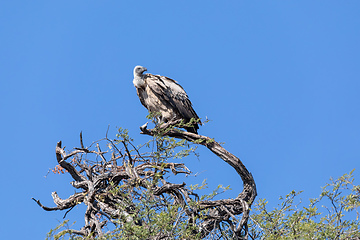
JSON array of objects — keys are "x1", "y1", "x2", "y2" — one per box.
[
  {"x1": 141, "y1": 122, "x2": 257, "y2": 239},
  {"x1": 33, "y1": 124, "x2": 256, "y2": 239}
]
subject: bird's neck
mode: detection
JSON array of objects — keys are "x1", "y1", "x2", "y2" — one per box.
[{"x1": 133, "y1": 74, "x2": 146, "y2": 88}]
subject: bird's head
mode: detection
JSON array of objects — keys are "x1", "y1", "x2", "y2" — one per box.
[{"x1": 133, "y1": 65, "x2": 147, "y2": 77}]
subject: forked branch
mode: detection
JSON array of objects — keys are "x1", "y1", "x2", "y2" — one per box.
[{"x1": 34, "y1": 124, "x2": 256, "y2": 239}]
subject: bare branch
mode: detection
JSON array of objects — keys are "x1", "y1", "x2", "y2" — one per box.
[
  {"x1": 35, "y1": 125, "x2": 256, "y2": 239},
  {"x1": 56, "y1": 141, "x2": 86, "y2": 184}
]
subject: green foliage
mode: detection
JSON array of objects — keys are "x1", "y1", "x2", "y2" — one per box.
[
  {"x1": 146, "y1": 111, "x2": 162, "y2": 121},
  {"x1": 146, "y1": 112, "x2": 202, "y2": 135},
  {"x1": 45, "y1": 125, "x2": 360, "y2": 239},
  {"x1": 46, "y1": 220, "x2": 84, "y2": 240},
  {"x1": 116, "y1": 127, "x2": 133, "y2": 142},
  {"x1": 189, "y1": 180, "x2": 231, "y2": 201},
  {"x1": 46, "y1": 127, "x2": 205, "y2": 239},
  {"x1": 148, "y1": 125, "x2": 199, "y2": 164},
  {"x1": 102, "y1": 180, "x2": 231, "y2": 239},
  {"x1": 101, "y1": 178, "x2": 231, "y2": 239},
  {"x1": 101, "y1": 190, "x2": 202, "y2": 240},
  {"x1": 248, "y1": 170, "x2": 360, "y2": 239},
  {"x1": 46, "y1": 220, "x2": 69, "y2": 240}
]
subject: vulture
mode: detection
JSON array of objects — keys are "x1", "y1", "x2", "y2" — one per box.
[{"x1": 133, "y1": 65, "x2": 201, "y2": 133}]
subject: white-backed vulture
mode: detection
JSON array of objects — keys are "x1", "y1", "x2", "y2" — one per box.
[{"x1": 133, "y1": 65, "x2": 201, "y2": 133}]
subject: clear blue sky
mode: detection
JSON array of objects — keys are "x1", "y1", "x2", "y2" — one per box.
[{"x1": 1, "y1": 1, "x2": 359, "y2": 239}]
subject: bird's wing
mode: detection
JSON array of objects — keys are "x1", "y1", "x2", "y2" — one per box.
[
  {"x1": 146, "y1": 74, "x2": 200, "y2": 123},
  {"x1": 136, "y1": 87, "x2": 148, "y2": 109},
  {"x1": 144, "y1": 74, "x2": 169, "y2": 102}
]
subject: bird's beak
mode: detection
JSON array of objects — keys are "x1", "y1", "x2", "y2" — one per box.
[{"x1": 144, "y1": 68, "x2": 147, "y2": 72}]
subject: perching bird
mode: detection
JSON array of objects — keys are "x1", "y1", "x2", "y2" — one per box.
[{"x1": 133, "y1": 65, "x2": 201, "y2": 133}]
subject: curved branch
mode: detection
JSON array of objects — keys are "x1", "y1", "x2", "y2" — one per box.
[
  {"x1": 35, "y1": 126, "x2": 256, "y2": 239},
  {"x1": 32, "y1": 192, "x2": 84, "y2": 211},
  {"x1": 140, "y1": 124, "x2": 257, "y2": 237}
]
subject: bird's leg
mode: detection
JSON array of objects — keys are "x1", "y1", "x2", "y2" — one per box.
[
  {"x1": 158, "y1": 119, "x2": 183, "y2": 131},
  {"x1": 155, "y1": 116, "x2": 164, "y2": 128},
  {"x1": 157, "y1": 116, "x2": 168, "y2": 129}
]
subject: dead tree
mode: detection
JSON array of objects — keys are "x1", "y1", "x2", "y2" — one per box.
[{"x1": 33, "y1": 123, "x2": 257, "y2": 239}]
